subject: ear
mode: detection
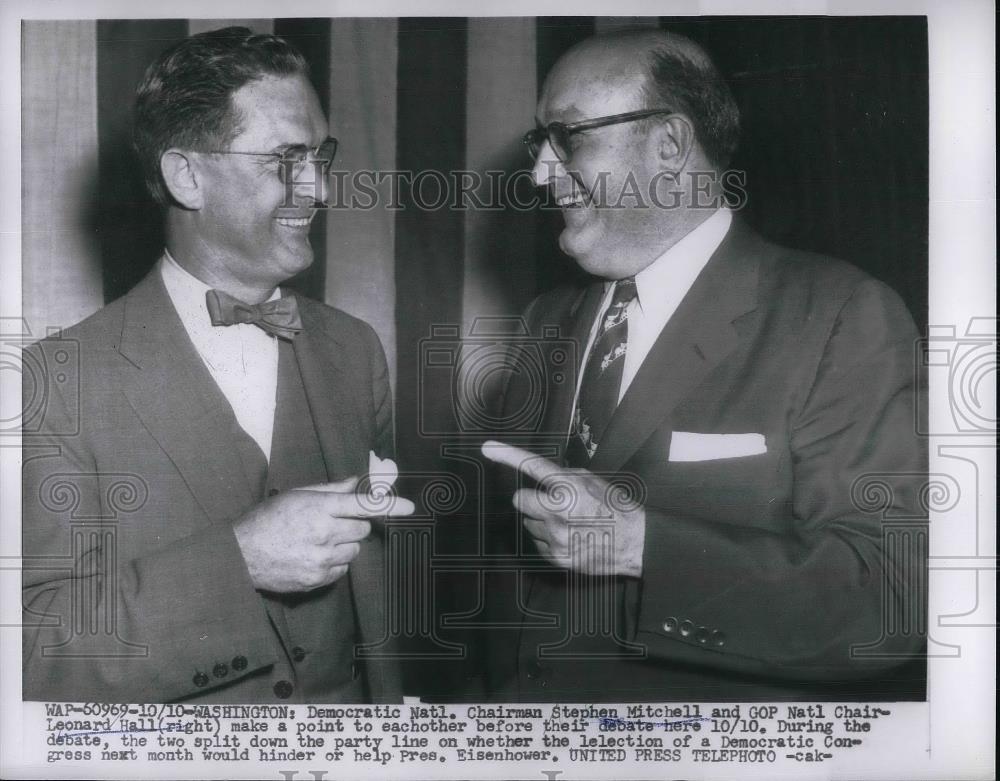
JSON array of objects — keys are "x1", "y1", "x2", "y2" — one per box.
[
  {"x1": 160, "y1": 149, "x2": 203, "y2": 210},
  {"x1": 652, "y1": 114, "x2": 696, "y2": 177}
]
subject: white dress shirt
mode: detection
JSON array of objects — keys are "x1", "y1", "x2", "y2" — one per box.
[
  {"x1": 159, "y1": 251, "x2": 280, "y2": 461},
  {"x1": 571, "y1": 207, "x2": 733, "y2": 431}
]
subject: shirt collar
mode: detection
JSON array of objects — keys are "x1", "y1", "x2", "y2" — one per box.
[
  {"x1": 632, "y1": 207, "x2": 733, "y2": 312},
  {"x1": 160, "y1": 249, "x2": 281, "y2": 315}
]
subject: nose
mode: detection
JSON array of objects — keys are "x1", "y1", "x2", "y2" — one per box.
[
  {"x1": 531, "y1": 139, "x2": 563, "y2": 188},
  {"x1": 285, "y1": 159, "x2": 330, "y2": 210}
]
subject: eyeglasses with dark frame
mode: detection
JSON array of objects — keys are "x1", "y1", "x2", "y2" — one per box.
[
  {"x1": 523, "y1": 109, "x2": 674, "y2": 163},
  {"x1": 199, "y1": 136, "x2": 339, "y2": 177}
]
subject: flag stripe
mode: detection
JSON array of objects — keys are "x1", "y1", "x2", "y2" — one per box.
[
  {"x1": 22, "y1": 21, "x2": 102, "y2": 333},
  {"x1": 324, "y1": 18, "x2": 399, "y2": 392},
  {"x1": 462, "y1": 18, "x2": 538, "y2": 333},
  {"x1": 393, "y1": 18, "x2": 467, "y2": 466},
  {"x1": 96, "y1": 19, "x2": 186, "y2": 303}
]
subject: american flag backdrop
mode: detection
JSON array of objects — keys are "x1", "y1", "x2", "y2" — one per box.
[{"x1": 21, "y1": 15, "x2": 929, "y2": 697}]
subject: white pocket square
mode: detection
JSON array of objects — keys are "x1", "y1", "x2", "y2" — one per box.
[{"x1": 668, "y1": 432, "x2": 767, "y2": 462}]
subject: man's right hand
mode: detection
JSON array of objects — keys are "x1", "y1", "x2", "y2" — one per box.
[{"x1": 233, "y1": 476, "x2": 414, "y2": 593}]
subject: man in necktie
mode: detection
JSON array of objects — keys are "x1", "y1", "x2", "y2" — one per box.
[
  {"x1": 481, "y1": 29, "x2": 926, "y2": 702},
  {"x1": 22, "y1": 28, "x2": 412, "y2": 703},
  {"x1": 565, "y1": 276, "x2": 637, "y2": 466}
]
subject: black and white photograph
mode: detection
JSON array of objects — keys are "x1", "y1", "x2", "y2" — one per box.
[{"x1": 0, "y1": 1, "x2": 994, "y2": 779}]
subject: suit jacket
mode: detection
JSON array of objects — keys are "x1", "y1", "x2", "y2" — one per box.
[
  {"x1": 22, "y1": 269, "x2": 402, "y2": 703},
  {"x1": 487, "y1": 219, "x2": 927, "y2": 701}
]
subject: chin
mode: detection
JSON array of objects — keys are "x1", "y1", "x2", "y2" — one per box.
[
  {"x1": 560, "y1": 233, "x2": 605, "y2": 277},
  {"x1": 559, "y1": 229, "x2": 586, "y2": 262},
  {"x1": 559, "y1": 216, "x2": 610, "y2": 265},
  {"x1": 280, "y1": 247, "x2": 315, "y2": 278}
]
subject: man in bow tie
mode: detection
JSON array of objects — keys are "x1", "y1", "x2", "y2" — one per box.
[
  {"x1": 22, "y1": 27, "x2": 411, "y2": 703},
  {"x1": 481, "y1": 29, "x2": 927, "y2": 702}
]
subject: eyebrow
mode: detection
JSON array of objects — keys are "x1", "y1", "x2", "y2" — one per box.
[
  {"x1": 533, "y1": 109, "x2": 587, "y2": 126},
  {"x1": 271, "y1": 141, "x2": 309, "y2": 153}
]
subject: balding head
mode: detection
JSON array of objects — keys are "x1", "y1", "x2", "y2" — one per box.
[
  {"x1": 531, "y1": 29, "x2": 739, "y2": 278},
  {"x1": 544, "y1": 29, "x2": 740, "y2": 169}
]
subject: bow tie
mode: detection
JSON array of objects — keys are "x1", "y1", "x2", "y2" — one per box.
[{"x1": 205, "y1": 289, "x2": 303, "y2": 340}]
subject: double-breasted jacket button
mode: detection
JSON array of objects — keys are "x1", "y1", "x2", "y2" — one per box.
[
  {"x1": 291, "y1": 646, "x2": 306, "y2": 663},
  {"x1": 662, "y1": 617, "x2": 678, "y2": 633},
  {"x1": 213, "y1": 662, "x2": 229, "y2": 678},
  {"x1": 232, "y1": 655, "x2": 248, "y2": 671},
  {"x1": 273, "y1": 680, "x2": 293, "y2": 699},
  {"x1": 679, "y1": 620, "x2": 694, "y2": 637},
  {"x1": 695, "y1": 627, "x2": 710, "y2": 644},
  {"x1": 193, "y1": 672, "x2": 209, "y2": 688},
  {"x1": 710, "y1": 630, "x2": 726, "y2": 648}
]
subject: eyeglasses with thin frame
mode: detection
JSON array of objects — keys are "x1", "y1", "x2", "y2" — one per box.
[
  {"x1": 523, "y1": 109, "x2": 674, "y2": 163},
  {"x1": 199, "y1": 136, "x2": 339, "y2": 178}
]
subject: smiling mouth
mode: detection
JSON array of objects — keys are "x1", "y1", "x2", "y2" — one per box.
[
  {"x1": 275, "y1": 215, "x2": 313, "y2": 228},
  {"x1": 556, "y1": 191, "x2": 588, "y2": 208}
]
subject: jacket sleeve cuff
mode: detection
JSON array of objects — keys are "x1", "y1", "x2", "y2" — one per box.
[{"x1": 123, "y1": 522, "x2": 282, "y2": 699}]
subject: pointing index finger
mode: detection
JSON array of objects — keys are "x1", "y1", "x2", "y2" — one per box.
[
  {"x1": 301, "y1": 490, "x2": 414, "y2": 518},
  {"x1": 345, "y1": 495, "x2": 415, "y2": 518},
  {"x1": 481, "y1": 440, "x2": 563, "y2": 486}
]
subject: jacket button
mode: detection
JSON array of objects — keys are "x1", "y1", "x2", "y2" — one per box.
[
  {"x1": 273, "y1": 680, "x2": 293, "y2": 699},
  {"x1": 268, "y1": 488, "x2": 280, "y2": 497},
  {"x1": 662, "y1": 617, "x2": 678, "y2": 633},
  {"x1": 193, "y1": 672, "x2": 209, "y2": 688},
  {"x1": 232, "y1": 655, "x2": 248, "y2": 671},
  {"x1": 213, "y1": 662, "x2": 228, "y2": 678},
  {"x1": 292, "y1": 646, "x2": 306, "y2": 662},
  {"x1": 710, "y1": 630, "x2": 726, "y2": 647},
  {"x1": 695, "y1": 627, "x2": 709, "y2": 644},
  {"x1": 679, "y1": 620, "x2": 694, "y2": 637}
]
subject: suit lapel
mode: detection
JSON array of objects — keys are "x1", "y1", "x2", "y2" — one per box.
[
  {"x1": 291, "y1": 302, "x2": 368, "y2": 481},
  {"x1": 117, "y1": 271, "x2": 258, "y2": 524},
  {"x1": 590, "y1": 220, "x2": 761, "y2": 474},
  {"x1": 537, "y1": 281, "x2": 606, "y2": 453},
  {"x1": 291, "y1": 300, "x2": 392, "y2": 697}
]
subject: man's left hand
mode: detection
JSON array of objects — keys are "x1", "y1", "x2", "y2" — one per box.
[{"x1": 482, "y1": 441, "x2": 645, "y2": 578}]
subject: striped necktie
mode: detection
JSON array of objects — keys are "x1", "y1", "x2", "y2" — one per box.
[{"x1": 566, "y1": 277, "x2": 637, "y2": 467}]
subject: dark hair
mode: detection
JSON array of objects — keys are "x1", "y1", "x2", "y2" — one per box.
[
  {"x1": 133, "y1": 26, "x2": 310, "y2": 205},
  {"x1": 641, "y1": 34, "x2": 740, "y2": 169}
]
